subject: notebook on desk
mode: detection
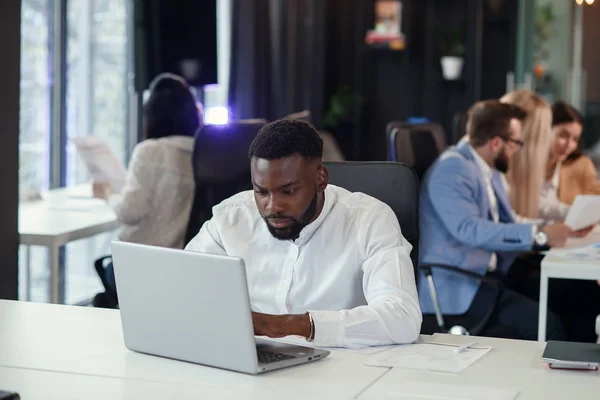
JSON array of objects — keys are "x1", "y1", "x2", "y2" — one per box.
[{"x1": 542, "y1": 341, "x2": 600, "y2": 370}]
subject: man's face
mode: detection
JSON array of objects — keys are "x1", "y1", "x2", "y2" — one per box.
[
  {"x1": 251, "y1": 153, "x2": 326, "y2": 241},
  {"x1": 494, "y1": 118, "x2": 523, "y2": 173}
]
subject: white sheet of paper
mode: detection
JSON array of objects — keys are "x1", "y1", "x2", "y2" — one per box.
[
  {"x1": 378, "y1": 381, "x2": 519, "y2": 400},
  {"x1": 564, "y1": 195, "x2": 600, "y2": 231},
  {"x1": 366, "y1": 342, "x2": 491, "y2": 373},
  {"x1": 549, "y1": 242, "x2": 600, "y2": 261},
  {"x1": 71, "y1": 136, "x2": 127, "y2": 193}
]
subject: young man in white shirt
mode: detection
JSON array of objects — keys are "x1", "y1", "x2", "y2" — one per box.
[{"x1": 186, "y1": 119, "x2": 422, "y2": 348}]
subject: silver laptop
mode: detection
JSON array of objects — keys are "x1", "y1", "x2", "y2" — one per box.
[{"x1": 111, "y1": 241, "x2": 329, "y2": 374}]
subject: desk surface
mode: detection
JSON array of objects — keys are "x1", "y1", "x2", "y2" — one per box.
[
  {"x1": 359, "y1": 334, "x2": 600, "y2": 400},
  {"x1": 1, "y1": 300, "x2": 599, "y2": 400},
  {"x1": 19, "y1": 185, "x2": 118, "y2": 247},
  {"x1": 542, "y1": 227, "x2": 600, "y2": 279},
  {"x1": 0, "y1": 300, "x2": 387, "y2": 400}
]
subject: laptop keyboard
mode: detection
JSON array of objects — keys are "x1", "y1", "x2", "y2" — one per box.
[{"x1": 257, "y1": 349, "x2": 296, "y2": 364}]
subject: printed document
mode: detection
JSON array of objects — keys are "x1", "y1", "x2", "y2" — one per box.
[
  {"x1": 366, "y1": 341, "x2": 491, "y2": 373},
  {"x1": 564, "y1": 195, "x2": 600, "y2": 231},
  {"x1": 71, "y1": 136, "x2": 127, "y2": 193}
]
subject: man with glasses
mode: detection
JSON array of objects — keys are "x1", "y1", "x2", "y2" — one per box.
[{"x1": 418, "y1": 100, "x2": 572, "y2": 341}]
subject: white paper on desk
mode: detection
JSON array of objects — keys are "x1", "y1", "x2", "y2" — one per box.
[
  {"x1": 564, "y1": 195, "x2": 600, "y2": 231},
  {"x1": 550, "y1": 242, "x2": 600, "y2": 261},
  {"x1": 366, "y1": 342, "x2": 491, "y2": 373},
  {"x1": 71, "y1": 136, "x2": 127, "y2": 193},
  {"x1": 381, "y1": 381, "x2": 518, "y2": 400}
]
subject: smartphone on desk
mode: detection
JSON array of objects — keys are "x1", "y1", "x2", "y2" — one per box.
[
  {"x1": 548, "y1": 361, "x2": 598, "y2": 371},
  {"x1": 0, "y1": 391, "x2": 20, "y2": 400}
]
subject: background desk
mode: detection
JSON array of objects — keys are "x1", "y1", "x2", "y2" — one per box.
[
  {"x1": 19, "y1": 185, "x2": 118, "y2": 303},
  {"x1": 538, "y1": 227, "x2": 600, "y2": 341}
]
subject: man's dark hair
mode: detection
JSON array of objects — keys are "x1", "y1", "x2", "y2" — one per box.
[
  {"x1": 467, "y1": 100, "x2": 527, "y2": 147},
  {"x1": 552, "y1": 101, "x2": 584, "y2": 163},
  {"x1": 248, "y1": 119, "x2": 323, "y2": 160},
  {"x1": 143, "y1": 73, "x2": 201, "y2": 140}
]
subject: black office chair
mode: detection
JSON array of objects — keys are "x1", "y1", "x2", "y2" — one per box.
[
  {"x1": 325, "y1": 161, "x2": 504, "y2": 337},
  {"x1": 452, "y1": 112, "x2": 468, "y2": 145},
  {"x1": 385, "y1": 122, "x2": 447, "y2": 180},
  {"x1": 184, "y1": 120, "x2": 267, "y2": 244}
]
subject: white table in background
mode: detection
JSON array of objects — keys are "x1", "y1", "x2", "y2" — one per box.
[
  {"x1": 19, "y1": 185, "x2": 118, "y2": 304},
  {"x1": 0, "y1": 301, "x2": 598, "y2": 400},
  {"x1": 359, "y1": 334, "x2": 600, "y2": 400},
  {"x1": 538, "y1": 227, "x2": 600, "y2": 342}
]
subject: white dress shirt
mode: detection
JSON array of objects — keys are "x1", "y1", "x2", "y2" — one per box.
[
  {"x1": 539, "y1": 162, "x2": 570, "y2": 220},
  {"x1": 469, "y1": 147, "x2": 499, "y2": 271},
  {"x1": 185, "y1": 184, "x2": 422, "y2": 348}
]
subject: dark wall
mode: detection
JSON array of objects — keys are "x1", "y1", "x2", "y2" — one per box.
[
  {"x1": 133, "y1": 0, "x2": 218, "y2": 91},
  {"x1": 323, "y1": 0, "x2": 518, "y2": 161},
  {"x1": 0, "y1": 0, "x2": 20, "y2": 300}
]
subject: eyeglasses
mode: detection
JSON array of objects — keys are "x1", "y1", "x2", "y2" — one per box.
[{"x1": 503, "y1": 137, "x2": 525, "y2": 149}]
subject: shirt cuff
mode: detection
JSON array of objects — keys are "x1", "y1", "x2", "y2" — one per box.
[{"x1": 307, "y1": 310, "x2": 344, "y2": 347}]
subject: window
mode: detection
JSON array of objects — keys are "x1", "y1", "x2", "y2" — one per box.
[
  {"x1": 19, "y1": 0, "x2": 53, "y2": 200},
  {"x1": 19, "y1": 0, "x2": 133, "y2": 304},
  {"x1": 64, "y1": 0, "x2": 133, "y2": 304},
  {"x1": 19, "y1": 0, "x2": 54, "y2": 301}
]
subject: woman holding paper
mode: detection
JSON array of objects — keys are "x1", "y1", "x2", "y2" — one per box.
[
  {"x1": 538, "y1": 101, "x2": 600, "y2": 220},
  {"x1": 94, "y1": 73, "x2": 201, "y2": 248},
  {"x1": 92, "y1": 73, "x2": 202, "y2": 298}
]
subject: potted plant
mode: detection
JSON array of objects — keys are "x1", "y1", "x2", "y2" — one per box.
[
  {"x1": 438, "y1": 27, "x2": 466, "y2": 80},
  {"x1": 321, "y1": 86, "x2": 364, "y2": 159},
  {"x1": 533, "y1": 4, "x2": 555, "y2": 81}
]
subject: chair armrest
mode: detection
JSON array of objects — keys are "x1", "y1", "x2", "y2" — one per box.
[{"x1": 419, "y1": 263, "x2": 501, "y2": 288}]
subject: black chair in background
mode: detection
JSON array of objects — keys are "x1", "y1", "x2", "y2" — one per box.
[
  {"x1": 325, "y1": 161, "x2": 504, "y2": 337},
  {"x1": 184, "y1": 120, "x2": 267, "y2": 244},
  {"x1": 452, "y1": 112, "x2": 468, "y2": 145},
  {"x1": 385, "y1": 122, "x2": 447, "y2": 180}
]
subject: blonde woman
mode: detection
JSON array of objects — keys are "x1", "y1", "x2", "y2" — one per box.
[
  {"x1": 500, "y1": 90, "x2": 554, "y2": 218},
  {"x1": 539, "y1": 101, "x2": 600, "y2": 220}
]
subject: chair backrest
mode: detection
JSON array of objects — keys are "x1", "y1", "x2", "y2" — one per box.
[
  {"x1": 184, "y1": 120, "x2": 266, "y2": 244},
  {"x1": 324, "y1": 161, "x2": 419, "y2": 270},
  {"x1": 385, "y1": 122, "x2": 447, "y2": 180}
]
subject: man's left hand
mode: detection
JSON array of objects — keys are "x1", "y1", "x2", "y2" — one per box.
[{"x1": 252, "y1": 312, "x2": 311, "y2": 339}]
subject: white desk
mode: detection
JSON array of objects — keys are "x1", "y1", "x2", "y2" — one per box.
[
  {"x1": 0, "y1": 300, "x2": 387, "y2": 400},
  {"x1": 0, "y1": 367, "x2": 275, "y2": 400},
  {"x1": 538, "y1": 228, "x2": 600, "y2": 342},
  {"x1": 1, "y1": 301, "x2": 598, "y2": 400},
  {"x1": 359, "y1": 334, "x2": 600, "y2": 400},
  {"x1": 19, "y1": 185, "x2": 118, "y2": 303}
]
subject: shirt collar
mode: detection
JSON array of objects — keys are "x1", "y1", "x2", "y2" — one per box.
[{"x1": 468, "y1": 144, "x2": 493, "y2": 181}]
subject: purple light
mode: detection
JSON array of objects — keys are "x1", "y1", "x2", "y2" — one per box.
[{"x1": 204, "y1": 106, "x2": 229, "y2": 125}]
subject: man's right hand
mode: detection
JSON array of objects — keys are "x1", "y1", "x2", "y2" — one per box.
[{"x1": 542, "y1": 223, "x2": 572, "y2": 248}]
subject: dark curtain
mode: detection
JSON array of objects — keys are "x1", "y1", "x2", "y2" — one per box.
[{"x1": 228, "y1": 0, "x2": 326, "y2": 126}]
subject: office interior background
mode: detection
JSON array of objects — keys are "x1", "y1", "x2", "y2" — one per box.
[{"x1": 0, "y1": 0, "x2": 599, "y2": 304}]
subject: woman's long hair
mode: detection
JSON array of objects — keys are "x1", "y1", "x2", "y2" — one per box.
[
  {"x1": 500, "y1": 90, "x2": 553, "y2": 218},
  {"x1": 143, "y1": 73, "x2": 202, "y2": 140},
  {"x1": 552, "y1": 101, "x2": 584, "y2": 164}
]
